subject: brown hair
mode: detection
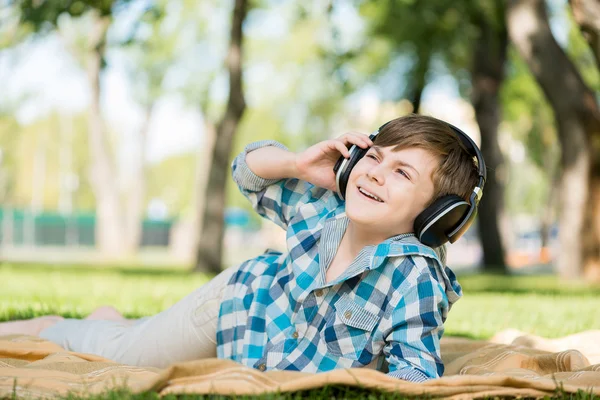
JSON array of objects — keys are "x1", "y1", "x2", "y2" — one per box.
[{"x1": 374, "y1": 114, "x2": 479, "y2": 206}]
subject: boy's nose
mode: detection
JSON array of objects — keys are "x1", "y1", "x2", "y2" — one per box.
[{"x1": 366, "y1": 165, "x2": 385, "y2": 184}]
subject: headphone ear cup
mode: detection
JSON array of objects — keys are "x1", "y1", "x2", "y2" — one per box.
[
  {"x1": 336, "y1": 146, "x2": 368, "y2": 198},
  {"x1": 414, "y1": 195, "x2": 470, "y2": 247}
]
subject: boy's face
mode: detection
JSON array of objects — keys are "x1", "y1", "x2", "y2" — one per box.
[{"x1": 345, "y1": 145, "x2": 438, "y2": 239}]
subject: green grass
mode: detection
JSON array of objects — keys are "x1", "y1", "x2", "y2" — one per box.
[
  {"x1": 444, "y1": 273, "x2": 600, "y2": 339},
  {"x1": 3, "y1": 263, "x2": 599, "y2": 340},
  {"x1": 1, "y1": 263, "x2": 211, "y2": 320},
  {"x1": 2, "y1": 262, "x2": 600, "y2": 399},
  {"x1": 50, "y1": 386, "x2": 600, "y2": 400}
]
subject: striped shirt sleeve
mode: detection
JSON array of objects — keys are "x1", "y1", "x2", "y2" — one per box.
[
  {"x1": 382, "y1": 258, "x2": 448, "y2": 382},
  {"x1": 231, "y1": 140, "x2": 324, "y2": 230}
]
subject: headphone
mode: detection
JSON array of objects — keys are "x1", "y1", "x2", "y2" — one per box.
[{"x1": 333, "y1": 118, "x2": 486, "y2": 247}]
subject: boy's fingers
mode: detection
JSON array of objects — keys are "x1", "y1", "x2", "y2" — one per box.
[
  {"x1": 339, "y1": 132, "x2": 372, "y2": 148},
  {"x1": 330, "y1": 140, "x2": 350, "y2": 158}
]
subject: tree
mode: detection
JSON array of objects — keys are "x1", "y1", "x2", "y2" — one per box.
[
  {"x1": 195, "y1": 0, "x2": 249, "y2": 273},
  {"x1": 12, "y1": 0, "x2": 166, "y2": 256},
  {"x1": 568, "y1": 0, "x2": 600, "y2": 282},
  {"x1": 120, "y1": 1, "x2": 173, "y2": 253},
  {"x1": 352, "y1": 1, "x2": 509, "y2": 271},
  {"x1": 84, "y1": 9, "x2": 125, "y2": 256},
  {"x1": 359, "y1": 0, "x2": 473, "y2": 113},
  {"x1": 507, "y1": 0, "x2": 600, "y2": 281},
  {"x1": 501, "y1": 50, "x2": 561, "y2": 252},
  {"x1": 13, "y1": 0, "x2": 128, "y2": 255},
  {"x1": 469, "y1": 3, "x2": 509, "y2": 272}
]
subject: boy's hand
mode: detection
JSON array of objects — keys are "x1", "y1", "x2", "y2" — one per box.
[{"x1": 294, "y1": 132, "x2": 373, "y2": 192}]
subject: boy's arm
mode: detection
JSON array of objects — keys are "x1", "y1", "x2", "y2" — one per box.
[
  {"x1": 231, "y1": 140, "x2": 326, "y2": 230},
  {"x1": 381, "y1": 264, "x2": 448, "y2": 382},
  {"x1": 244, "y1": 142, "x2": 298, "y2": 182}
]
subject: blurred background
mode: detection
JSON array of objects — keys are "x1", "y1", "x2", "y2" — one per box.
[{"x1": 0, "y1": 0, "x2": 599, "y2": 283}]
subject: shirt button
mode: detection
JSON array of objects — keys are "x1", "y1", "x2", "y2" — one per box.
[
  {"x1": 344, "y1": 310, "x2": 353, "y2": 319},
  {"x1": 292, "y1": 331, "x2": 299, "y2": 339},
  {"x1": 257, "y1": 363, "x2": 266, "y2": 371},
  {"x1": 315, "y1": 289, "x2": 324, "y2": 297}
]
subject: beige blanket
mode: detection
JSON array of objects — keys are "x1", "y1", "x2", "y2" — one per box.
[{"x1": 1, "y1": 330, "x2": 599, "y2": 399}]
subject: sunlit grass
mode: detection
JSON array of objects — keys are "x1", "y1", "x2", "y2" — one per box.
[
  {"x1": 445, "y1": 273, "x2": 600, "y2": 339},
  {"x1": 2, "y1": 262, "x2": 599, "y2": 341},
  {"x1": 1, "y1": 263, "x2": 211, "y2": 320},
  {"x1": 51, "y1": 386, "x2": 599, "y2": 400}
]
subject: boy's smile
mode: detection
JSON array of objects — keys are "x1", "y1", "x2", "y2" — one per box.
[
  {"x1": 345, "y1": 145, "x2": 438, "y2": 242},
  {"x1": 356, "y1": 186, "x2": 384, "y2": 203}
]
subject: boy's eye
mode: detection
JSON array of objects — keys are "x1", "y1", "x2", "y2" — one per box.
[
  {"x1": 366, "y1": 154, "x2": 409, "y2": 179},
  {"x1": 396, "y1": 169, "x2": 409, "y2": 179}
]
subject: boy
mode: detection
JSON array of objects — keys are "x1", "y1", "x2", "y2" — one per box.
[{"x1": 0, "y1": 114, "x2": 480, "y2": 382}]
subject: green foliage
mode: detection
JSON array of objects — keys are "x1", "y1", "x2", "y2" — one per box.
[
  {"x1": 14, "y1": 0, "x2": 127, "y2": 31},
  {"x1": 0, "y1": 3, "x2": 32, "y2": 48},
  {"x1": 243, "y1": 2, "x2": 347, "y2": 144},
  {"x1": 354, "y1": 0, "x2": 482, "y2": 100},
  {"x1": 501, "y1": 49, "x2": 557, "y2": 143},
  {"x1": 565, "y1": 8, "x2": 600, "y2": 92},
  {"x1": 119, "y1": 0, "x2": 174, "y2": 107},
  {"x1": 0, "y1": 112, "x2": 96, "y2": 211},
  {"x1": 504, "y1": 159, "x2": 550, "y2": 216},
  {"x1": 146, "y1": 152, "x2": 197, "y2": 217},
  {"x1": 163, "y1": 0, "x2": 227, "y2": 120},
  {"x1": 0, "y1": 114, "x2": 20, "y2": 203},
  {"x1": 500, "y1": 48, "x2": 560, "y2": 215},
  {"x1": 10, "y1": 0, "x2": 160, "y2": 72}
]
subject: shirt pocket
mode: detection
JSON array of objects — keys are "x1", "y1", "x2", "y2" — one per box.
[{"x1": 321, "y1": 294, "x2": 380, "y2": 360}]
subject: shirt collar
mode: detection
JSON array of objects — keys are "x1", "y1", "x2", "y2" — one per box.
[{"x1": 324, "y1": 204, "x2": 442, "y2": 268}]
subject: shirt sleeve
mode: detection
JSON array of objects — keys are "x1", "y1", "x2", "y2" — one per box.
[
  {"x1": 382, "y1": 260, "x2": 448, "y2": 382},
  {"x1": 231, "y1": 140, "x2": 330, "y2": 230}
]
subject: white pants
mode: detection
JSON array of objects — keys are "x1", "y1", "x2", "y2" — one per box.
[{"x1": 39, "y1": 266, "x2": 237, "y2": 368}]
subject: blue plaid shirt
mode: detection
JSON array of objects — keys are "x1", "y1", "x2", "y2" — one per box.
[{"x1": 216, "y1": 140, "x2": 463, "y2": 382}]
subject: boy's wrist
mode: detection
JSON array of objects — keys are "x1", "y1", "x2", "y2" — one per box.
[{"x1": 289, "y1": 154, "x2": 303, "y2": 181}]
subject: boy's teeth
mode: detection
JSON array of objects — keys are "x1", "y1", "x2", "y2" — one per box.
[{"x1": 359, "y1": 187, "x2": 382, "y2": 202}]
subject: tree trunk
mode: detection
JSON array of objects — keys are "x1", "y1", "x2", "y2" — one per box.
[
  {"x1": 582, "y1": 151, "x2": 600, "y2": 281},
  {"x1": 506, "y1": 0, "x2": 600, "y2": 280},
  {"x1": 190, "y1": 119, "x2": 216, "y2": 260},
  {"x1": 569, "y1": 0, "x2": 600, "y2": 282},
  {"x1": 471, "y1": 4, "x2": 509, "y2": 273},
  {"x1": 194, "y1": 0, "x2": 248, "y2": 273},
  {"x1": 86, "y1": 14, "x2": 125, "y2": 256},
  {"x1": 408, "y1": 48, "x2": 431, "y2": 114},
  {"x1": 124, "y1": 103, "x2": 153, "y2": 253}
]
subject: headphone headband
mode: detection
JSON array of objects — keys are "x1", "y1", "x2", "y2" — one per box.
[
  {"x1": 445, "y1": 124, "x2": 487, "y2": 185},
  {"x1": 373, "y1": 120, "x2": 486, "y2": 203}
]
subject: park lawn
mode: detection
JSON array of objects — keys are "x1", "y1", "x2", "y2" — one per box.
[
  {"x1": 2, "y1": 263, "x2": 599, "y2": 339},
  {"x1": 2, "y1": 262, "x2": 600, "y2": 399}
]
